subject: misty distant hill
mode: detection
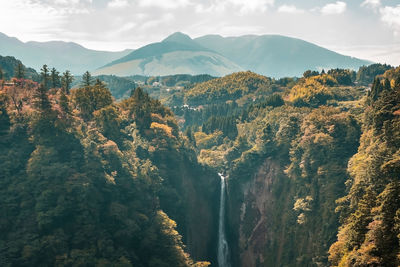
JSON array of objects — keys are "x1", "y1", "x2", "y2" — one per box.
[
  {"x1": 0, "y1": 32, "x2": 132, "y2": 75},
  {"x1": 0, "y1": 31, "x2": 372, "y2": 78},
  {"x1": 94, "y1": 32, "x2": 242, "y2": 77},
  {"x1": 194, "y1": 34, "x2": 372, "y2": 77},
  {"x1": 97, "y1": 32, "x2": 371, "y2": 78}
]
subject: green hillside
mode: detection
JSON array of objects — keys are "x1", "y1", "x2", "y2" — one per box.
[
  {"x1": 194, "y1": 34, "x2": 372, "y2": 78},
  {"x1": 184, "y1": 71, "x2": 274, "y2": 105}
]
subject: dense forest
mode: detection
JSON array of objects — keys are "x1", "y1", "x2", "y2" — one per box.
[
  {"x1": 0, "y1": 64, "x2": 217, "y2": 266},
  {"x1": 1, "y1": 58, "x2": 400, "y2": 266}
]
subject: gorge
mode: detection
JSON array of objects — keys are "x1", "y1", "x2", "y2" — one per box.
[{"x1": 1, "y1": 56, "x2": 400, "y2": 266}]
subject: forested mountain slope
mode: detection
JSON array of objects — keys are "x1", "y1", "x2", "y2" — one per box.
[
  {"x1": 0, "y1": 75, "x2": 217, "y2": 266},
  {"x1": 176, "y1": 65, "x2": 400, "y2": 266},
  {"x1": 1, "y1": 60, "x2": 399, "y2": 267}
]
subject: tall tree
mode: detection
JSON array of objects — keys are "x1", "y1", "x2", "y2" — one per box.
[
  {"x1": 82, "y1": 71, "x2": 92, "y2": 87},
  {"x1": 14, "y1": 63, "x2": 24, "y2": 79},
  {"x1": 0, "y1": 67, "x2": 3, "y2": 80},
  {"x1": 61, "y1": 70, "x2": 73, "y2": 94},
  {"x1": 50, "y1": 67, "x2": 60, "y2": 89},
  {"x1": 40, "y1": 64, "x2": 50, "y2": 91},
  {"x1": 34, "y1": 84, "x2": 51, "y2": 113}
]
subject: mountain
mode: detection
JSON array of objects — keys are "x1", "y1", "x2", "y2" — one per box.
[
  {"x1": 94, "y1": 32, "x2": 243, "y2": 77},
  {"x1": 194, "y1": 34, "x2": 372, "y2": 77},
  {"x1": 98, "y1": 32, "x2": 371, "y2": 78},
  {"x1": 0, "y1": 32, "x2": 132, "y2": 74},
  {"x1": 0, "y1": 55, "x2": 39, "y2": 81}
]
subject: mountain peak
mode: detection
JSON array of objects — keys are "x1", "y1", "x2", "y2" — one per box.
[{"x1": 162, "y1": 32, "x2": 193, "y2": 44}]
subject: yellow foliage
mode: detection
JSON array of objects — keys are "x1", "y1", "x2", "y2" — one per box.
[
  {"x1": 185, "y1": 71, "x2": 271, "y2": 104},
  {"x1": 150, "y1": 122, "x2": 173, "y2": 137},
  {"x1": 194, "y1": 131, "x2": 223, "y2": 149}
]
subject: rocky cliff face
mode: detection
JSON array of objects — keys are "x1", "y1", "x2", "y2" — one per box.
[
  {"x1": 237, "y1": 159, "x2": 278, "y2": 266},
  {"x1": 226, "y1": 155, "x2": 351, "y2": 267},
  {"x1": 227, "y1": 158, "x2": 292, "y2": 267},
  {"x1": 155, "y1": 152, "x2": 220, "y2": 264}
]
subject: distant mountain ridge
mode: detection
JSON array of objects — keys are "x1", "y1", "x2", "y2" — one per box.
[
  {"x1": 95, "y1": 32, "x2": 242, "y2": 77},
  {"x1": 96, "y1": 32, "x2": 372, "y2": 78},
  {"x1": 0, "y1": 32, "x2": 132, "y2": 75},
  {"x1": 194, "y1": 34, "x2": 371, "y2": 77},
  {"x1": 0, "y1": 31, "x2": 372, "y2": 78}
]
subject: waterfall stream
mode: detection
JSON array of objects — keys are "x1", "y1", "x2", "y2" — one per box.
[{"x1": 217, "y1": 173, "x2": 230, "y2": 267}]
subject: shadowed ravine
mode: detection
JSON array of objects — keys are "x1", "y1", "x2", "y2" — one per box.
[{"x1": 218, "y1": 173, "x2": 230, "y2": 267}]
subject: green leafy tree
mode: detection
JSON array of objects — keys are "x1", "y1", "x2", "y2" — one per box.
[{"x1": 73, "y1": 84, "x2": 113, "y2": 120}]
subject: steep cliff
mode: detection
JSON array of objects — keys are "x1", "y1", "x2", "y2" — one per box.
[{"x1": 225, "y1": 106, "x2": 361, "y2": 267}]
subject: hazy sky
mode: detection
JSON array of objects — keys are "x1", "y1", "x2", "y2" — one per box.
[{"x1": 1, "y1": 0, "x2": 400, "y2": 65}]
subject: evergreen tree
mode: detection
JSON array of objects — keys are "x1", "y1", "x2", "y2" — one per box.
[
  {"x1": 34, "y1": 84, "x2": 51, "y2": 113},
  {"x1": 40, "y1": 64, "x2": 50, "y2": 91},
  {"x1": 82, "y1": 71, "x2": 92, "y2": 87},
  {"x1": 0, "y1": 67, "x2": 3, "y2": 80},
  {"x1": 61, "y1": 70, "x2": 73, "y2": 94},
  {"x1": 50, "y1": 67, "x2": 60, "y2": 89},
  {"x1": 128, "y1": 87, "x2": 152, "y2": 130},
  {"x1": 384, "y1": 78, "x2": 391, "y2": 91},
  {"x1": 395, "y1": 76, "x2": 400, "y2": 89},
  {"x1": 15, "y1": 63, "x2": 24, "y2": 79},
  {"x1": 370, "y1": 77, "x2": 383, "y2": 101},
  {"x1": 59, "y1": 91, "x2": 70, "y2": 115}
]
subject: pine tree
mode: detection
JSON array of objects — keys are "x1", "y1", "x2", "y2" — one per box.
[
  {"x1": 34, "y1": 84, "x2": 51, "y2": 113},
  {"x1": 50, "y1": 67, "x2": 60, "y2": 89},
  {"x1": 40, "y1": 64, "x2": 50, "y2": 91},
  {"x1": 14, "y1": 63, "x2": 24, "y2": 79},
  {"x1": 82, "y1": 71, "x2": 92, "y2": 87},
  {"x1": 59, "y1": 91, "x2": 70, "y2": 115},
  {"x1": 370, "y1": 78, "x2": 383, "y2": 101},
  {"x1": 384, "y1": 78, "x2": 391, "y2": 91},
  {"x1": 0, "y1": 67, "x2": 3, "y2": 80},
  {"x1": 395, "y1": 76, "x2": 400, "y2": 89},
  {"x1": 61, "y1": 70, "x2": 73, "y2": 94}
]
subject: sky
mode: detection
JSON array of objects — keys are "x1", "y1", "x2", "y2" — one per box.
[{"x1": 0, "y1": 0, "x2": 400, "y2": 65}]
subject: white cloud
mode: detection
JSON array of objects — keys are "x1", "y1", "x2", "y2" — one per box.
[
  {"x1": 139, "y1": 13, "x2": 175, "y2": 30},
  {"x1": 108, "y1": 0, "x2": 129, "y2": 8},
  {"x1": 227, "y1": 0, "x2": 274, "y2": 14},
  {"x1": 361, "y1": 0, "x2": 381, "y2": 9},
  {"x1": 380, "y1": 5, "x2": 400, "y2": 36},
  {"x1": 320, "y1": 1, "x2": 347, "y2": 15},
  {"x1": 195, "y1": 0, "x2": 274, "y2": 15},
  {"x1": 115, "y1": 22, "x2": 137, "y2": 33},
  {"x1": 277, "y1": 5, "x2": 304, "y2": 14},
  {"x1": 138, "y1": 0, "x2": 190, "y2": 9}
]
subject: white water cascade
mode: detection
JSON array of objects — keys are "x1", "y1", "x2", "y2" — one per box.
[{"x1": 217, "y1": 173, "x2": 230, "y2": 267}]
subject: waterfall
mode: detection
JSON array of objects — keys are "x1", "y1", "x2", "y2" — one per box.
[{"x1": 218, "y1": 173, "x2": 230, "y2": 267}]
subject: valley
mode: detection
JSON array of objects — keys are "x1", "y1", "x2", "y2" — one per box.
[{"x1": 1, "y1": 39, "x2": 400, "y2": 267}]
